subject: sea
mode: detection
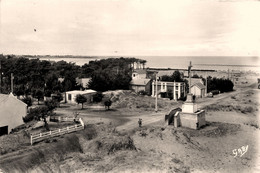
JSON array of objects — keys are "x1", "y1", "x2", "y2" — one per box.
[{"x1": 30, "y1": 56, "x2": 260, "y2": 73}]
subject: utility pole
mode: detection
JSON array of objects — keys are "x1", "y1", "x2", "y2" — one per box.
[
  {"x1": 155, "y1": 73, "x2": 158, "y2": 112},
  {"x1": 0, "y1": 61, "x2": 1, "y2": 93},
  {"x1": 205, "y1": 72, "x2": 208, "y2": 95},
  {"x1": 11, "y1": 73, "x2": 14, "y2": 93},
  {"x1": 188, "y1": 61, "x2": 192, "y2": 94}
]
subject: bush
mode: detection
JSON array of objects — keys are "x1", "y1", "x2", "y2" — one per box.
[
  {"x1": 93, "y1": 92, "x2": 104, "y2": 103},
  {"x1": 104, "y1": 100, "x2": 112, "y2": 110},
  {"x1": 21, "y1": 97, "x2": 32, "y2": 107},
  {"x1": 241, "y1": 106, "x2": 254, "y2": 114},
  {"x1": 23, "y1": 106, "x2": 49, "y2": 122},
  {"x1": 108, "y1": 136, "x2": 136, "y2": 154},
  {"x1": 138, "y1": 90, "x2": 148, "y2": 96},
  {"x1": 44, "y1": 100, "x2": 58, "y2": 112}
]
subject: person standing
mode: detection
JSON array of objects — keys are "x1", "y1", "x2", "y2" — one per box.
[{"x1": 138, "y1": 118, "x2": 142, "y2": 128}]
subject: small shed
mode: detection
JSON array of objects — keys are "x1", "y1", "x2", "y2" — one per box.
[
  {"x1": 65, "y1": 90, "x2": 97, "y2": 104},
  {"x1": 191, "y1": 83, "x2": 206, "y2": 98},
  {"x1": 0, "y1": 93, "x2": 27, "y2": 135}
]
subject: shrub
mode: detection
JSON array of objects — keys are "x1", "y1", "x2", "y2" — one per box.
[
  {"x1": 75, "y1": 94, "x2": 87, "y2": 109},
  {"x1": 138, "y1": 90, "x2": 148, "y2": 96},
  {"x1": 93, "y1": 92, "x2": 104, "y2": 103},
  {"x1": 23, "y1": 106, "x2": 49, "y2": 122},
  {"x1": 44, "y1": 100, "x2": 58, "y2": 112},
  {"x1": 241, "y1": 106, "x2": 253, "y2": 114},
  {"x1": 104, "y1": 99, "x2": 112, "y2": 110},
  {"x1": 22, "y1": 97, "x2": 32, "y2": 107}
]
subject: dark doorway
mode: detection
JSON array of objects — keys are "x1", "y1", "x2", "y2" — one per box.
[{"x1": 0, "y1": 126, "x2": 8, "y2": 136}]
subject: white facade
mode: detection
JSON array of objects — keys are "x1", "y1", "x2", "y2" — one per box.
[
  {"x1": 0, "y1": 94, "x2": 27, "y2": 135},
  {"x1": 132, "y1": 69, "x2": 147, "y2": 79},
  {"x1": 66, "y1": 90, "x2": 97, "y2": 104},
  {"x1": 191, "y1": 83, "x2": 206, "y2": 98},
  {"x1": 151, "y1": 81, "x2": 186, "y2": 101}
]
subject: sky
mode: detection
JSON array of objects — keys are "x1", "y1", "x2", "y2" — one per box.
[{"x1": 0, "y1": 0, "x2": 260, "y2": 56}]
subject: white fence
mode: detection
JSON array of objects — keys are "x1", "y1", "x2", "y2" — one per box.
[
  {"x1": 30, "y1": 118, "x2": 84, "y2": 145},
  {"x1": 50, "y1": 116, "x2": 80, "y2": 122}
]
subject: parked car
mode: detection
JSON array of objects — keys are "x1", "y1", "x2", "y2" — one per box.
[
  {"x1": 210, "y1": 90, "x2": 220, "y2": 95},
  {"x1": 207, "y1": 92, "x2": 213, "y2": 98}
]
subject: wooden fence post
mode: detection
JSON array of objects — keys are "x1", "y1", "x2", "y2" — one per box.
[{"x1": 31, "y1": 134, "x2": 33, "y2": 145}]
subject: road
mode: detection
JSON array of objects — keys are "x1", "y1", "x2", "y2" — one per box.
[{"x1": 116, "y1": 84, "x2": 256, "y2": 132}]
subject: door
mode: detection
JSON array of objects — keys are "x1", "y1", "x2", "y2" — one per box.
[{"x1": 0, "y1": 126, "x2": 8, "y2": 136}]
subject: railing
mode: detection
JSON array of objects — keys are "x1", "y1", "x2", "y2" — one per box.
[
  {"x1": 49, "y1": 116, "x2": 80, "y2": 122},
  {"x1": 30, "y1": 118, "x2": 84, "y2": 145}
]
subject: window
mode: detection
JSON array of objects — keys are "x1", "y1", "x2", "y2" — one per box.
[{"x1": 68, "y1": 94, "x2": 72, "y2": 100}]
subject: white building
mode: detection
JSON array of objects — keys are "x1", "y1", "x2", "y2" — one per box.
[
  {"x1": 0, "y1": 93, "x2": 27, "y2": 135},
  {"x1": 151, "y1": 81, "x2": 186, "y2": 101},
  {"x1": 65, "y1": 90, "x2": 97, "y2": 104},
  {"x1": 132, "y1": 69, "x2": 147, "y2": 79},
  {"x1": 184, "y1": 78, "x2": 206, "y2": 97},
  {"x1": 191, "y1": 83, "x2": 206, "y2": 98}
]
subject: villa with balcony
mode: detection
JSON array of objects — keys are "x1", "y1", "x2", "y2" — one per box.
[{"x1": 151, "y1": 81, "x2": 186, "y2": 101}]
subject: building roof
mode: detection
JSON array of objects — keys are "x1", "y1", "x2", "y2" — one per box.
[
  {"x1": 0, "y1": 94, "x2": 9, "y2": 104},
  {"x1": 66, "y1": 89, "x2": 97, "y2": 95},
  {"x1": 152, "y1": 81, "x2": 184, "y2": 85},
  {"x1": 191, "y1": 83, "x2": 206, "y2": 89},
  {"x1": 0, "y1": 93, "x2": 27, "y2": 106},
  {"x1": 184, "y1": 77, "x2": 203, "y2": 86},
  {"x1": 130, "y1": 78, "x2": 151, "y2": 86},
  {"x1": 133, "y1": 69, "x2": 147, "y2": 75},
  {"x1": 157, "y1": 70, "x2": 176, "y2": 77}
]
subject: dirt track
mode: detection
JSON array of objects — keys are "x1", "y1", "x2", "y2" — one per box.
[
  {"x1": 116, "y1": 83, "x2": 258, "y2": 132},
  {"x1": 0, "y1": 81, "x2": 259, "y2": 172}
]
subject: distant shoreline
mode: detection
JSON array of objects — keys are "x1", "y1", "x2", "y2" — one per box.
[
  {"x1": 24, "y1": 55, "x2": 260, "y2": 68},
  {"x1": 194, "y1": 64, "x2": 260, "y2": 67}
]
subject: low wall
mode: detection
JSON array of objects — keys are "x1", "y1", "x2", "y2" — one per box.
[{"x1": 180, "y1": 110, "x2": 206, "y2": 129}]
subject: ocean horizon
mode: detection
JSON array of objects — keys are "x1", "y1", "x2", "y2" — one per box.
[{"x1": 27, "y1": 55, "x2": 260, "y2": 73}]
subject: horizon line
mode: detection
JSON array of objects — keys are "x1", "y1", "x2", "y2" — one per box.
[{"x1": 2, "y1": 54, "x2": 259, "y2": 58}]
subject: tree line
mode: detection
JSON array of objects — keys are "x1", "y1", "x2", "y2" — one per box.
[
  {"x1": 159, "y1": 71, "x2": 234, "y2": 99},
  {"x1": 0, "y1": 55, "x2": 145, "y2": 96},
  {"x1": 192, "y1": 74, "x2": 234, "y2": 93},
  {"x1": 206, "y1": 76, "x2": 234, "y2": 93}
]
